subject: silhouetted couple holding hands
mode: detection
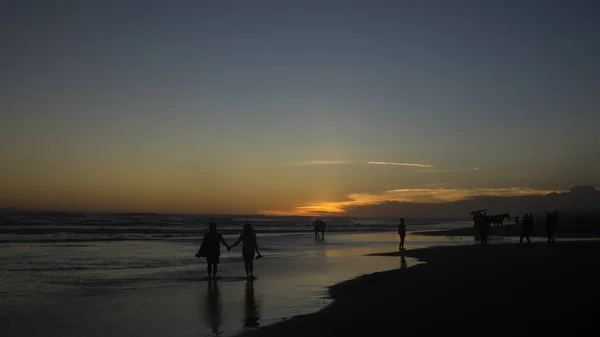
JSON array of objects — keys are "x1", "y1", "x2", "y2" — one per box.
[{"x1": 196, "y1": 222, "x2": 262, "y2": 280}]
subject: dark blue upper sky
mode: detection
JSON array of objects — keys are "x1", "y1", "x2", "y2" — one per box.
[{"x1": 1, "y1": 0, "x2": 599, "y2": 213}]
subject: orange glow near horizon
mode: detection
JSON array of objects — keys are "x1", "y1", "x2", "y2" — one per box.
[
  {"x1": 260, "y1": 187, "x2": 560, "y2": 216},
  {"x1": 2, "y1": 186, "x2": 558, "y2": 216}
]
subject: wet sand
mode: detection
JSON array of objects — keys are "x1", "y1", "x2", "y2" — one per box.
[{"x1": 237, "y1": 240, "x2": 600, "y2": 337}]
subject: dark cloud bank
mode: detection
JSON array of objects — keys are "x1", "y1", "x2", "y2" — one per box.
[{"x1": 345, "y1": 185, "x2": 600, "y2": 218}]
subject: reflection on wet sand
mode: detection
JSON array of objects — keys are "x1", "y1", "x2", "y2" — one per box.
[
  {"x1": 244, "y1": 280, "x2": 260, "y2": 328},
  {"x1": 400, "y1": 255, "x2": 407, "y2": 269},
  {"x1": 315, "y1": 238, "x2": 326, "y2": 257},
  {"x1": 204, "y1": 281, "x2": 222, "y2": 334}
]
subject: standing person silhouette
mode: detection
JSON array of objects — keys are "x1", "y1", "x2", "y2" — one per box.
[
  {"x1": 320, "y1": 219, "x2": 326, "y2": 239},
  {"x1": 519, "y1": 214, "x2": 532, "y2": 247},
  {"x1": 196, "y1": 222, "x2": 229, "y2": 280},
  {"x1": 545, "y1": 213, "x2": 554, "y2": 246},
  {"x1": 229, "y1": 223, "x2": 262, "y2": 280},
  {"x1": 479, "y1": 215, "x2": 489, "y2": 245},
  {"x1": 313, "y1": 219, "x2": 320, "y2": 239},
  {"x1": 398, "y1": 218, "x2": 407, "y2": 251},
  {"x1": 546, "y1": 211, "x2": 558, "y2": 246}
]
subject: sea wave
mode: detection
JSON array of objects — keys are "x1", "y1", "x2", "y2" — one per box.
[{"x1": 0, "y1": 211, "x2": 471, "y2": 244}]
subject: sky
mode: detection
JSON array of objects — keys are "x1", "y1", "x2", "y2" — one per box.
[{"x1": 1, "y1": 0, "x2": 599, "y2": 216}]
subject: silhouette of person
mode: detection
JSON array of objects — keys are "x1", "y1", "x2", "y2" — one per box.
[
  {"x1": 320, "y1": 219, "x2": 326, "y2": 239},
  {"x1": 545, "y1": 213, "x2": 554, "y2": 246},
  {"x1": 204, "y1": 280, "x2": 222, "y2": 334},
  {"x1": 196, "y1": 222, "x2": 229, "y2": 280},
  {"x1": 313, "y1": 219, "x2": 320, "y2": 239},
  {"x1": 243, "y1": 280, "x2": 260, "y2": 328},
  {"x1": 479, "y1": 215, "x2": 489, "y2": 245},
  {"x1": 472, "y1": 212, "x2": 481, "y2": 242},
  {"x1": 398, "y1": 218, "x2": 406, "y2": 251},
  {"x1": 529, "y1": 213, "x2": 535, "y2": 234},
  {"x1": 546, "y1": 211, "x2": 558, "y2": 246},
  {"x1": 229, "y1": 223, "x2": 262, "y2": 280},
  {"x1": 519, "y1": 214, "x2": 532, "y2": 247}
]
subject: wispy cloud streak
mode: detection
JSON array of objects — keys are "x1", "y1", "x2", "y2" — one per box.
[
  {"x1": 284, "y1": 160, "x2": 354, "y2": 167},
  {"x1": 418, "y1": 167, "x2": 480, "y2": 173},
  {"x1": 366, "y1": 161, "x2": 435, "y2": 168}
]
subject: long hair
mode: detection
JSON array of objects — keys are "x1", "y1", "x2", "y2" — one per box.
[{"x1": 243, "y1": 223, "x2": 254, "y2": 235}]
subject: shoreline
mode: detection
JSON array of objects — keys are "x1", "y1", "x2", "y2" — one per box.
[{"x1": 237, "y1": 240, "x2": 600, "y2": 336}]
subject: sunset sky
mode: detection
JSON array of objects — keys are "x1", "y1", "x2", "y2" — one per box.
[{"x1": 2, "y1": 0, "x2": 599, "y2": 215}]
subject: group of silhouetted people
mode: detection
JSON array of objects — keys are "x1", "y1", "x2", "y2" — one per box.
[
  {"x1": 195, "y1": 222, "x2": 262, "y2": 280},
  {"x1": 473, "y1": 210, "x2": 560, "y2": 247},
  {"x1": 313, "y1": 219, "x2": 326, "y2": 239}
]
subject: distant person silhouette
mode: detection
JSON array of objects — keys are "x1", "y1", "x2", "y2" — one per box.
[
  {"x1": 313, "y1": 219, "x2": 320, "y2": 239},
  {"x1": 398, "y1": 218, "x2": 406, "y2": 251},
  {"x1": 479, "y1": 215, "x2": 489, "y2": 245},
  {"x1": 229, "y1": 223, "x2": 262, "y2": 280},
  {"x1": 519, "y1": 214, "x2": 532, "y2": 247},
  {"x1": 320, "y1": 219, "x2": 326, "y2": 239},
  {"x1": 529, "y1": 213, "x2": 535, "y2": 233},
  {"x1": 244, "y1": 280, "x2": 260, "y2": 328},
  {"x1": 205, "y1": 279, "x2": 222, "y2": 334},
  {"x1": 546, "y1": 211, "x2": 558, "y2": 246},
  {"x1": 195, "y1": 222, "x2": 230, "y2": 280}
]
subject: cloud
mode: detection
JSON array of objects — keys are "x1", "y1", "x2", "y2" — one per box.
[
  {"x1": 261, "y1": 186, "x2": 558, "y2": 216},
  {"x1": 284, "y1": 160, "x2": 354, "y2": 167},
  {"x1": 284, "y1": 161, "x2": 480, "y2": 174},
  {"x1": 366, "y1": 161, "x2": 435, "y2": 168},
  {"x1": 418, "y1": 167, "x2": 480, "y2": 173}
]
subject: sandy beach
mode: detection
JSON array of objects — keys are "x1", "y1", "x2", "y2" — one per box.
[
  {"x1": 237, "y1": 240, "x2": 600, "y2": 337},
  {"x1": 417, "y1": 222, "x2": 600, "y2": 238}
]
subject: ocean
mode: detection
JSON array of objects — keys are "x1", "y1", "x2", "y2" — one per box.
[{"x1": 1, "y1": 212, "x2": 472, "y2": 337}]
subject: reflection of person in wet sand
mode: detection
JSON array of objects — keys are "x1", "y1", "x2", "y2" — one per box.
[
  {"x1": 398, "y1": 218, "x2": 406, "y2": 251},
  {"x1": 229, "y1": 223, "x2": 262, "y2": 280},
  {"x1": 244, "y1": 280, "x2": 260, "y2": 328},
  {"x1": 205, "y1": 280, "x2": 222, "y2": 334},
  {"x1": 195, "y1": 222, "x2": 230, "y2": 280},
  {"x1": 400, "y1": 254, "x2": 407, "y2": 269}
]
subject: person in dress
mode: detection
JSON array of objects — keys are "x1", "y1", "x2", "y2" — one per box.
[{"x1": 229, "y1": 223, "x2": 263, "y2": 280}]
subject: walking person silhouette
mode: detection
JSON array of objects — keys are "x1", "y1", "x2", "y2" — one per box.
[
  {"x1": 519, "y1": 214, "x2": 533, "y2": 247},
  {"x1": 546, "y1": 211, "x2": 558, "y2": 246},
  {"x1": 229, "y1": 223, "x2": 263, "y2": 280},
  {"x1": 196, "y1": 222, "x2": 230, "y2": 280}
]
